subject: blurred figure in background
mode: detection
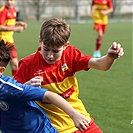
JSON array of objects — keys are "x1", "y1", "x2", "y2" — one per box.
[
  {"x1": 89, "y1": 0, "x2": 113, "y2": 58},
  {"x1": 0, "y1": 0, "x2": 27, "y2": 76}
]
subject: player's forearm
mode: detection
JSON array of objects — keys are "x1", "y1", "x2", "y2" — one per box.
[
  {"x1": 0, "y1": 25, "x2": 10, "y2": 31},
  {"x1": 43, "y1": 91, "x2": 89, "y2": 131},
  {"x1": 88, "y1": 55, "x2": 115, "y2": 71},
  {"x1": 0, "y1": 25, "x2": 17, "y2": 31},
  {"x1": 97, "y1": 55, "x2": 115, "y2": 71},
  {"x1": 43, "y1": 91, "x2": 77, "y2": 118},
  {"x1": 106, "y1": 8, "x2": 113, "y2": 15},
  {"x1": 15, "y1": 21, "x2": 27, "y2": 29},
  {"x1": 90, "y1": 6, "x2": 95, "y2": 16},
  {"x1": 15, "y1": 21, "x2": 24, "y2": 26}
]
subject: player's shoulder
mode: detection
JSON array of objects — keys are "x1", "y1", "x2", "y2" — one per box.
[
  {"x1": 20, "y1": 53, "x2": 35, "y2": 63},
  {"x1": 66, "y1": 45, "x2": 77, "y2": 51},
  {"x1": 64, "y1": 45, "x2": 77, "y2": 55},
  {"x1": 0, "y1": 75, "x2": 22, "y2": 89},
  {"x1": 107, "y1": 0, "x2": 112, "y2": 3},
  {"x1": 19, "y1": 50, "x2": 40, "y2": 66},
  {"x1": 64, "y1": 45, "x2": 82, "y2": 58},
  {"x1": 12, "y1": 6, "x2": 17, "y2": 12}
]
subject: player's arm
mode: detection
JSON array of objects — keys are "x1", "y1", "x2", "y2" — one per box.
[
  {"x1": 43, "y1": 91, "x2": 89, "y2": 132},
  {"x1": 89, "y1": 6, "x2": 95, "y2": 17},
  {"x1": 100, "y1": 7, "x2": 113, "y2": 15},
  {"x1": 101, "y1": 1, "x2": 113, "y2": 15},
  {"x1": 15, "y1": 21, "x2": 27, "y2": 29},
  {"x1": 89, "y1": 1, "x2": 95, "y2": 18},
  {"x1": 0, "y1": 24, "x2": 24, "y2": 32},
  {"x1": 0, "y1": 25, "x2": 8, "y2": 31},
  {"x1": 88, "y1": 42, "x2": 124, "y2": 71}
]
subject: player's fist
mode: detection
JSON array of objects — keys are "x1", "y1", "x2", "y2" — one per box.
[
  {"x1": 21, "y1": 22, "x2": 27, "y2": 29},
  {"x1": 14, "y1": 26, "x2": 24, "y2": 32},
  {"x1": 107, "y1": 42, "x2": 124, "y2": 59}
]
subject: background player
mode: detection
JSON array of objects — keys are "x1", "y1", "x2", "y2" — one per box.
[
  {"x1": 89, "y1": 0, "x2": 113, "y2": 58},
  {"x1": 0, "y1": 0, "x2": 27, "y2": 76}
]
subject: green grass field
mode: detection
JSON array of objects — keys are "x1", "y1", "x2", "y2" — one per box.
[{"x1": 3, "y1": 21, "x2": 132, "y2": 133}]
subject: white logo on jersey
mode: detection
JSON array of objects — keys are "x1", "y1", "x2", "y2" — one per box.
[{"x1": 0, "y1": 100, "x2": 9, "y2": 111}]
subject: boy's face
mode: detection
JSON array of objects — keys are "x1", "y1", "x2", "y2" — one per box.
[
  {"x1": 41, "y1": 42, "x2": 68, "y2": 64},
  {"x1": 4, "y1": 0, "x2": 15, "y2": 9}
]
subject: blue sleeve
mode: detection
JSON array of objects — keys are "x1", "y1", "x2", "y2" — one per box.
[
  {"x1": 20, "y1": 84, "x2": 47, "y2": 102},
  {"x1": 1, "y1": 77, "x2": 47, "y2": 102}
]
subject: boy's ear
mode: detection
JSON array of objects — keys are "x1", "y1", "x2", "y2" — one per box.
[
  {"x1": 38, "y1": 36, "x2": 42, "y2": 43},
  {"x1": 38, "y1": 36, "x2": 43, "y2": 46},
  {"x1": 63, "y1": 41, "x2": 69, "y2": 50},
  {"x1": 0, "y1": 67, "x2": 6, "y2": 75}
]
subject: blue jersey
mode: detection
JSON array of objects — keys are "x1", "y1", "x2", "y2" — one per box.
[{"x1": 0, "y1": 75, "x2": 58, "y2": 133}]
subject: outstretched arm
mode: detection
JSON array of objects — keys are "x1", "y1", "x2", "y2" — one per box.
[
  {"x1": 43, "y1": 91, "x2": 89, "y2": 132},
  {"x1": 88, "y1": 42, "x2": 124, "y2": 71}
]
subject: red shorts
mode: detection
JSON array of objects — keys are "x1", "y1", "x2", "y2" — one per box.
[
  {"x1": 8, "y1": 43, "x2": 18, "y2": 58},
  {"x1": 93, "y1": 23, "x2": 106, "y2": 34},
  {"x1": 73, "y1": 118, "x2": 103, "y2": 133}
]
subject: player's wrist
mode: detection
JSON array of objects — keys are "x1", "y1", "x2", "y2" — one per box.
[
  {"x1": 5, "y1": 27, "x2": 9, "y2": 31},
  {"x1": 5, "y1": 26, "x2": 13, "y2": 31},
  {"x1": 107, "y1": 53, "x2": 117, "y2": 60}
]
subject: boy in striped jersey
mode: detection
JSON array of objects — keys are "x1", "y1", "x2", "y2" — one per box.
[{"x1": 14, "y1": 18, "x2": 124, "y2": 133}]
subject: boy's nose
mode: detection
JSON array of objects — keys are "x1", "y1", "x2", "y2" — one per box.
[{"x1": 47, "y1": 51, "x2": 54, "y2": 58}]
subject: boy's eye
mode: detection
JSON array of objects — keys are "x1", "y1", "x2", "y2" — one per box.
[
  {"x1": 44, "y1": 48, "x2": 49, "y2": 51},
  {"x1": 43, "y1": 46, "x2": 49, "y2": 51},
  {"x1": 43, "y1": 48, "x2": 60, "y2": 53},
  {"x1": 53, "y1": 50, "x2": 60, "y2": 53}
]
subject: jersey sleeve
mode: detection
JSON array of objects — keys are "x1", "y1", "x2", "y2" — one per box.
[
  {"x1": 73, "y1": 48, "x2": 92, "y2": 72},
  {"x1": 65, "y1": 46, "x2": 92, "y2": 72},
  {"x1": 2, "y1": 78, "x2": 47, "y2": 102},
  {"x1": 108, "y1": 0, "x2": 113, "y2": 8},
  {"x1": 20, "y1": 84, "x2": 47, "y2": 102}
]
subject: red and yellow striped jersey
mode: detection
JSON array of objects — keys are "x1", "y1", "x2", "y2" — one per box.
[
  {"x1": 14, "y1": 46, "x2": 92, "y2": 133},
  {"x1": 0, "y1": 6, "x2": 17, "y2": 43},
  {"x1": 91, "y1": 0, "x2": 113, "y2": 24}
]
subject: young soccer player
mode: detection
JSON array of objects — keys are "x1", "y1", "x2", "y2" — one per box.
[
  {"x1": 0, "y1": 40, "x2": 89, "y2": 133},
  {"x1": 89, "y1": 0, "x2": 113, "y2": 58},
  {"x1": 0, "y1": 0, "x2": 27, "y2": 76},
  {"x1": 14, "y1": 18, "x2": 124, "y2": 133}
]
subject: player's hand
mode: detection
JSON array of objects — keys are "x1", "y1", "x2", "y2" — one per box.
[
  {"x1": 100, "y1": 10, "x2": 107, "y2": 15},
  {"x1": 71, "y1": 111, "x2": 89, "y2": 132},
  {"x1": 20, "y1": 22, "x2": 27, "y2": 29},
  {"x1": 13, "y1": 26, "x2": 24, "y2": 32},
  {"x1": 25, "y1": 76, "x2": 43, "y2": 87},
  {"x1": 107, "y1": 42, "x2": 124, "y2": 59},
  {"x1": 16, "y1": 21, "x2": 28, "y2": 29}
]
